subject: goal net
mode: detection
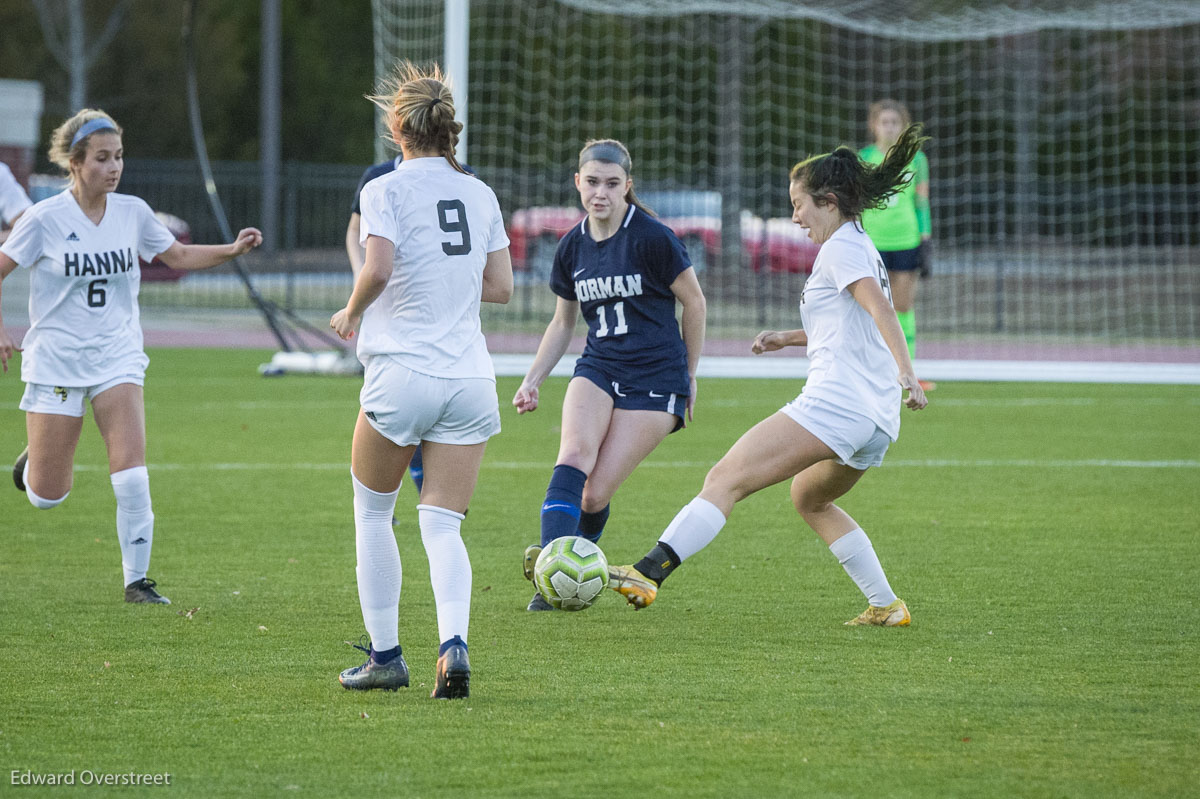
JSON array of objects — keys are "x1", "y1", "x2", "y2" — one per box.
[{"x1": 372, "y1": 0, "x2": 1200, "y2": 364}]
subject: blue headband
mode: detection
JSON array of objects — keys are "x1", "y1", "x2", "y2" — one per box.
[
  {"x1": 70, "y1": 118, "x2": 118, "y2": 149},
  {"x1": 579, "y1": 142, "x2": 630, "y2": 171}
]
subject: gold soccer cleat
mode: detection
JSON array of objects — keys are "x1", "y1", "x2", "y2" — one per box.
[
  {"x1": 845, "y1": 598, "x2": 910, "y2": 627},
  {"x1": 608, "y1": 565, "x2": 658, "y2": 609},
  {"x1": 522, "y1": 544, "x2": 541, "y2": 582}
]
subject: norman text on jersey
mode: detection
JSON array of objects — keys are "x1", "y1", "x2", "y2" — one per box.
[{"x1": 573, "y1": 273, "x2": 643, "y2": 302}]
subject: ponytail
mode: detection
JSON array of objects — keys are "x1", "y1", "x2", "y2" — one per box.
[{"x1": 789, "y1": 123, "x2": 929, "y2": 218}]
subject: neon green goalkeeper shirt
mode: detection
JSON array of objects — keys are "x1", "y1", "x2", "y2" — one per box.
[{"x1": 858, "y1": 145, "x2": 928, "y2": 252}]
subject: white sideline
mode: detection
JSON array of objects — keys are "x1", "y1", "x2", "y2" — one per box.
[
  {"x1": 67, "y1": 459, "x2": 1200, "y2": 472},
  {"x1": 490, "y1": 354, "x2": 1200, "y2": 385}
]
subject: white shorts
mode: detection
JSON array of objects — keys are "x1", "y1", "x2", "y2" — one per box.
[
  {"x1": 360, "y1": 355, "x2": 500, "y2": 447},
  {"x1": 780, "y1": 393, "x2": 892, "y2": 470},
  {"x1": 19, "y1": 375, "x2": 144, "y2": 418}
]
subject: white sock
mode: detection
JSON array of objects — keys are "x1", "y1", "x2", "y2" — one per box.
[
  {"x1": 26, "y1": 484, "x2": 68, "y2": 510},
  {"x1": 418, "y1": 504, "x2": 471, "y2": 646},
  {"x1": 111, "y1": 466, "x2": 153, "y2": 586},
  {"x1": 659, "y1": 497, "x2": 727, "y2": 562},
  {"x1": 352, "y1": 473, "x2": 402, "y2": 651},
  {"x1": 828, "y1": 528, "x2": 897, "y2": 607}
]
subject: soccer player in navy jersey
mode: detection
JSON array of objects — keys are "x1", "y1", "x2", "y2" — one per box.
[{"x1": 513, "y1": 139, "x2": 707, "y2": 611}]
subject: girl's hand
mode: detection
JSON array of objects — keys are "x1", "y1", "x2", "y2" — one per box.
[
  {"x1": 513, "y1": 385, "x2": 539, "y2": 414},
  {"x1": 751, "y1": 331, "x2": 786, "y2": 354},
  {"x1": 231, "y1": 228, "x2": 264, "y2": 256},
  {"x1": 330, "y1": 308, "x2": 360, "y2": 341},
  {"x1": 898, "y1": 373, "x2": 928, "y2": 410},
  {"x1": 0, "y1": 327, "x2": 21, "y2": 374}
]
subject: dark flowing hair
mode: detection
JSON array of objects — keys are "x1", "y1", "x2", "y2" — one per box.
[{"x1": 789, "y1": 123, "x2": 929, "y2": 218}]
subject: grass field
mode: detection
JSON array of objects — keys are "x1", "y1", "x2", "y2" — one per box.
[{"x1": 1, "y1": 348, "x2": 1197, "y2": 798}]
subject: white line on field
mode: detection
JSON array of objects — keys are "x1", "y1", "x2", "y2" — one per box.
[{"x1": 65, "y1": 458, "x2": 1200, "y2": 472}]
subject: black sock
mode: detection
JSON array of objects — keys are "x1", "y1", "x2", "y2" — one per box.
[{"x1": 633, "y1": 541, "x2": 681, "y2": 586}]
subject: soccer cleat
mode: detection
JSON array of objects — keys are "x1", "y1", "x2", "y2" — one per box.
[
  {"x1": 339, "y1": 638, "x2": 410, "y2": 691},
  {"x1": 431, "y1": 642, "x2": 470, "y2": 699},
  {"x1": 608, "y1": 564, "x2": 657, "y2": 609},
  {"x1": 13, "y1": 446, "x2": 28, "y2": 492},
  {"x1": 845, "y1": 598, "x2": 910, "y2": 627},
  {"x1": 522, "y1": 544, "x2": 541, "y2": 582},
  {"x1": 527, "y1": 591, "x2": 555, "y2": 611},
  {"x1": 124, "y1": 578, "x2": 171, "y2": 605}
]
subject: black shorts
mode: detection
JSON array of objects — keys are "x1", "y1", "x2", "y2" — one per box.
[
  {"x1": 879, "y1": 246, "x2": 923, "y2": 274},
  {"x1": 572, "y1": 362, "x2": 686, "y2": 432}
]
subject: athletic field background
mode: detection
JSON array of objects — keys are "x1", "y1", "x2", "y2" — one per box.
[{"x1": 1, "y1": 349, "x2": 1197, "y2": 797}]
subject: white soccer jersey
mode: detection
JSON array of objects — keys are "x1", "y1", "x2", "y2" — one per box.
[
  {"x1": 799, "y1": 221, "x2": 902, "y2": 440},
  {"x1": 1, "y1": 191, "x2": 176, "y2": 386},
  {"x1": 0, "y1": 163, "x2": 32, "y2": 227},
  {"x1": 357, "y1": 157, "x2": 509, "y2": 380}
]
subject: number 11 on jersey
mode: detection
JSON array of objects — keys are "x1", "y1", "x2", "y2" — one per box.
[{"x1": 595, "y1": 301, "x2": 628, "y2": 338}]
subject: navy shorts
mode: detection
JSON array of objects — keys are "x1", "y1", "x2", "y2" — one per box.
[
  {"x1": 879, "y1": 246, "x2": 922, "y2": 273},
  {"x1": 573, "y1": 362, "x2": 686, "y2": 432}
]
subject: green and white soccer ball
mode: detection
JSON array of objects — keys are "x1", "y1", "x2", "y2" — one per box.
[{"x1": 533, "y1": 536, "x2": 610, "y2": 611}]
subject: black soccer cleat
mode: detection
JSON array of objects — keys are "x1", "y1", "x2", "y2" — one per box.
[
  {"x1": 431, "y1": 642, "x2": 470, "y2": 699},
  {"x1": 13, "y1": 446, "x2": 28, "y2": 492},
  {"x1": 339, "y1": 639, "x2": 410, "y2": 691},
  {"x1": 527, "y1": 591, "x2": 556, "y2": 611},
  {"x1": 124, "y1": 578, "x2": 171, "y2": 605}
]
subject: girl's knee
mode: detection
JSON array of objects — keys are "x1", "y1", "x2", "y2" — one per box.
[{"x1": 27, "y1": 485, "x2": 69, "y2": 509}]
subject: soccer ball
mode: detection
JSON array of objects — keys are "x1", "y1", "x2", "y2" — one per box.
[{"x1": 533, "y1": 536, "x2": 610, "y2": 611}]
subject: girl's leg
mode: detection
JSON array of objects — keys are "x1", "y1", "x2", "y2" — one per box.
[
  {"x1": 792, "y1": 461, "x2": 906, "y2": 623},
  {"x1": 889, "y1": 268, "x2": 919, "y2": 359},
  {"x1": 23, "y1": 411, "x2": 84, "y2": 506},
  {"x1": 92, "y1": 384, "x2": 163, "y2": 598},
  {"x1": 416, "y1": 440, "x2": 487, "y2": 648},
  {"x1": 539, "y1": 377, "x2": 614, "y2": 546},
  {"x1": 575, "y1": 407, "x2": 677, "y2": 541},
  {"x1": 348, "y1": 411, "x2": 415, "y2": 656},
  {"x1": 613, "y1": 413, "x2": 839, "y2": 607}
]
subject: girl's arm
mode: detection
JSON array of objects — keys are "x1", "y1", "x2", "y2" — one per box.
[
  {"x1": 751, "y1": 329, "x2": 808, "y2": 353},
  {"x1": 512, "y1": 296, "x2": 579, "y2": 414},
  {"x1": 155, "y1": 228, "x2": 262, "y2": 271},
  {"x1": 670, "y1": 267, "x2": 707, "y2": 421},
  {"x1": 330, "y1": 234, "x2": 394, "y2": 340},
  {"x1": 847, "y1": 275, "x2": 927, "y2": 410},
  {"x1": 0, "y1": 255, "x2": 19, "y2": 373},
  {"x1": 481, "y1": 247, "x2": 514, "y2": 304}
]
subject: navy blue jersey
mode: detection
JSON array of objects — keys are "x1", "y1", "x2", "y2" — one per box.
[
  {"x1": 549, "y1": 205, "x2": 693, "y2": 395},
  {"x1": 351, "y1": 156, "x2": 475, "y2": 215},
  {"x1": 350, "y1": 157, "x2": 402, "y2": 215}
]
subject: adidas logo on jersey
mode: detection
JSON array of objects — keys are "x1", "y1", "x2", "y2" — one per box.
[{"x1": 66, "y1": 232, "x2": 80, "y2": 241}]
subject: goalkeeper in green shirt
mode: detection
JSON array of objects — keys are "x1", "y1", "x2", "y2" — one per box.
[{"x1": 860, "y1": 100, "x2": 933, "y2": 388}]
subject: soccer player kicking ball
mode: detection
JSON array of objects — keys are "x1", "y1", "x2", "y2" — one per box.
[
  {"x1": 610, "y1": 126, "x2": 931, "y2": 627},
  {"x1": 0, "y1": 109, "x2": 262, "y2": 605},
  {"x1": 330, "y1": 63, "x2": 512, "y2": 697},
  {"x1": 513, "y1": 139, "x2": 706, "y2": 611}
]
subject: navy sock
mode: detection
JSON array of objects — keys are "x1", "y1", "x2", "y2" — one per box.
[
  {"x1": 439, "y1": 635, "x2": 467, "y2": 656},
  {"x1": 371, "y1": 644, "x2": 402, "y2": 664},
  {"x1": 540, "y1": 464, "x2": 586, "y2": 546},
  {"x1": 577, "y1": 504, "x2": 610, "y2": 543},
  {"x1": 409, "y1": 445, "x2": 424, "y2": 493}
]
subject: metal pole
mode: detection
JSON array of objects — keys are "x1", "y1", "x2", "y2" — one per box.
[
  {"x1": 68, "y1": 0, "x2": 85, "y2": 110},
  {"x1": 444, "y1": 0, "x2": 469, "y2": 162},
  {"x1": 261, "y1": 0, "x2": 281, "y2": 253}
]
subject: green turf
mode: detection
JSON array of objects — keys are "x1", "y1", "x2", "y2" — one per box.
[{"x1": 1, "y1": 349, "x2": 1197, "y2": 797}]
